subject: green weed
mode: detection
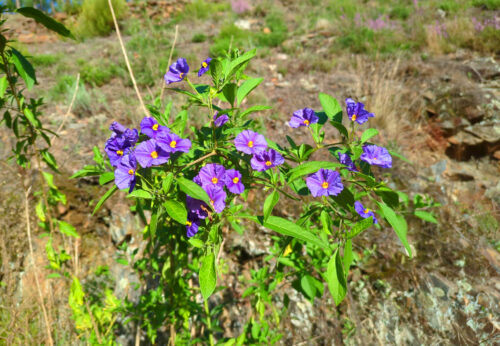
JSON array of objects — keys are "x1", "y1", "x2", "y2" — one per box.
[
  {"x1": 472, "y1": 0, "x2": 500, "y2": 10},
  {"x1": 75, "y1": 0, "x2": 127, "y2": 38},
  {"x1": 31, "y1": 54, "x2": 60, "y2": 67},
  {"x1": 210, "y1": 24, "x2": 253, "y2": 57},
  {"x1": 256, "y1": 11, "x2": 288, "y2": 48},
  {"x1": 77, "y1": 59, "x2": 124, "y2": 86},
  {"x1": 180, "y1": 0, "x2": 230, "y2": 20},
  {"x1": 192, "y1": 33, "x2": 207, "y2": 43}
]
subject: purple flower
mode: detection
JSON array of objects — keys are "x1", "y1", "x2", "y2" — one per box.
[
  {"x1": 135, "y1": 139, "x2": 170, "y2": 168},
  {"x1": 140, "y1": 117, "x2": 170, "y2": 139},
  {"x1": 213, "y1": 112, "x2": 229, "y2": 127},
  {"x1": 109, "y1": 121, "x2": 127, "y2": 136},
  {"x1": 186, "y1": 213, "x2": 200, "y2": 237},
  {"x1": 186, "y1": 195, "x2": 209, "y2": 220},
  {"x1": 289, "y1": 107, "x2": 318, "y2": 128},
  {"x1": 164, "y1": 58, "x2": 189, "y2": 84},
  {"x1": 354, "y1": 201, "x2": 378, "y2": 224},
  {"x1": 114, "y1": 153, "x2": 137, "y2": 192},
  {"x1": 250, "y1": 149, "x2": 284, "y2": 171},
  {"x1": 338, "y1": 152, "x2": 357, "y2": 172},
  {"x1": 360, "y1": 145, "x2": 392, "y2": 168},
  {"x1": 306, "y1": 168, "x2": 344, "y2": 197},
  {"x1": 198, "y1": 163, "x2": 226, "y2": 189},
  {"x1": 198, "y1": 58, "x2": 212, "y2": 77},
  {"x1": 234, "y1": 130, "x2": 268, "y2": 155},
  {"x1": 157, "y1": 132, "x2": 192, "y2": 154},
  {"x1": 345, "y1": 98, "x2": 374, "y2": 124},
  {"x1": 105, "y1": 126, "x2": 138, "y2": 167},
  {"x1": 206, "y1": 185, "x2": 226, "y2": 213},
  {"x1": 225, "y1": 169, "x2": 244, "y2": 194}
]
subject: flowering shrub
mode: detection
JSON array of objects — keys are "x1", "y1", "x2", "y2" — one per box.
[{"x1": 74, "y1": 48, "x2": 437, "y2": 344}]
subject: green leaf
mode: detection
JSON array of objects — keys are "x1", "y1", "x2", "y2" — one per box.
[
  {"x1": 222, "y1": 82, "x2": 237, "y2": 106},
  {"x1": 11, "y1": 47, "x2": 36, "y2": 90},
  {"x1": 319, "y1": 93, "x2": 342, "y2": 122},
  {"x1": 347, "y1": 217, "x2": 374, "y2": 239},
  {"x1": 210, "y1": 58, "x2": 224, "y2": 89},
  {"x1": 287, "y1": 161, "x2": 343, "y2": 183},
  {"x1": 162, "y1": 172, "x2": 174, "y2": 193},
  {"x1": 360, "y1": 128, "x2": 379, "y2": 143},
  {"x1": 170, "y1": 110, "x2": 188, "y2": 135},
  {"x1": 200, "y1": 253, "x2": 216, "y2": 301},
  {"x1": 93, "y1": 185, "x2": 118, "y2": 215},
  {"x1": 41, "y1": 150, "x2": 59, "y2": 172},
  {"x1": 237, "y1": 77, "x2": 263, "y2": 105},
  {"x1": 331, "y1": 187, "x2": 355, "y2": 210},
  {"x1": 164, "y1": 200, "x2": 188, "y2": 225},
  {"x1": 226, "y1": 49, "x2": 256, "y2": 79},
  {"x1": 241, "y1": 215, "x2": 330, "y2": 250},
  {"x1": 0, "y1": 76, "x2": 7, "y2": 98},
  {"x1": 300, "y1": 275, "x2": 322, "y2": 300},
  {"x1": 177, "y1": 177, "x2": 211, "y2": 205},
  {"x1": 16, "y1": 7, "x2": 74, "y2": 39},
  {"x1": 375, "y1": 187, "x2": 399, "y2": 208},
  {"x1": 378, "y1": 202, "x2": 412, "y2": 257},
  {"x1": 58, "y1": 221, "x2": 79, "y2": 238},
  {"x1": 70, "y1": 165, "x2": 104, "y2": 179},
  {"x1": 414, "y1": 210, "x2": 438, "y2": 224},
  {"x1": 326, "y1": 248, "x2": 347, "y2": 306},
  {"x1": 188, "y1": 238, "x2": 204, "y2": 248},
  {"x1": 263, "y1": 189, "x2": 279, "y2": 221},
  {"x1": 24, "y1": 108, "x2": 41, "y2": 128},
  {"x1": 42, "y1": 171, "x2": 57, "y2": 189},
  {"x1": 127, "y1": 189, "x2": 152, "y2": 199},
  {"x1": 239, "y1": 105, "x2": 272, "y2": 118},
  {"x1": 320, "y1": 210, "x2": 331, "y2": 234},
  {"x1": 388, "y1": 149, "x2": 412, "y2": 164},
  {"x1": 98, "y1": 172, "x2": 114, "y2": 185},
  {"x1": 330, "y1": 121, "x2": 348, "y2": 139},
  {"x1": 35, "y1": 200, "x2": 46, "y2": 222}
]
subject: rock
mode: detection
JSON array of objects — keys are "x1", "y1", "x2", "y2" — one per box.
[
  {"x1": 445, "y1": 122, "x2": 500, "y2": 161},
  {"x1": 299, "y1": 78, "x2": 318, "y2": 92},
  {"x1": 315, "y1": 18, "x2": 331, "y2": 31},
  {"x1": 109, "y1": 208, "x2": 138, "y2": 245},
  {"x1": 234, "y1": 19, "x2": 251, "y2": 30}
]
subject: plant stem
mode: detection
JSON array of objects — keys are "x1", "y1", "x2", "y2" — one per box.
[{"x1": 204, "y1": 299, "x2": 214, "y2": 346}]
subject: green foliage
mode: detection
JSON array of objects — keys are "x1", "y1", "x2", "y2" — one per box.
[
  {"x1": 180, "y1": 0, "x2": 230, "y2": 20},
  {"x1": 76, "y1": 0, "x2": 127, "y2": 38},
  {"x1": 256, "y1": 11, "x2": 288, "y2": 47},
  {"x1": 472, "y1": 0, "x2": 500, "y2": 10},
  {"x1": 210, "y1": 24, "x2": 252, "y2": 57},
  {"x1": 77, "y1": 58, "x2": 123, "y2": 86},
  {"x1": 31, "y1": 53, "x2": 60, "y2": 67},
  {"x1": 192, "y1": 33, "x2": 207, "y2": 43}
]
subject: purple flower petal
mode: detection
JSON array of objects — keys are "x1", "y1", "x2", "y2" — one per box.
[
  {"x1": 354, "y1": 201, "x2": 378, "y2": 224},
  {"x1": 198, "y1": 163, "x2": 226, "y2": 189},
  {"x1": 164, "y1": 58, "x2": 189, "y2": 84},
  {"x1": 198, "y1": 57, "x2": 212, "y2": 77},
  {"x1": 135, "y1": 139, "x2": 170, "y2": 168},
  {"x1": 360, "y1": 145, "x2": 392, "y2": 168},
  {"x1": 250, "y1": 149, "x2": 284, "y2": 171},
  {"x1": 234, "y1": 130, "x2": 268, "y2": 155},
  {"x1": 289, "y1": 107, "x2": 319, "y2": 128},
  {"x1": 224, "y1": 169, "x2": 244, "y2": 194},
  {"x1": 306, "y1": 168, "x2": 343, "y2": 197}
]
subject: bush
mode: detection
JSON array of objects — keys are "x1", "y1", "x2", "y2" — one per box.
[
  {"x1": 75, "y1": 0, "x2": 127, "y2": 37},
  {"x1": 256, "y1": 11, "x2": 288, "y2": 47},
  {"x1": 472, "y1": 0, "x2": 500, "y2": 10}
]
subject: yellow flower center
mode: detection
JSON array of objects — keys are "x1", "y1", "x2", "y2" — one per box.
[
  {"x1": 303, "y1": 119, "x2": 310, "y2": 126},
  {"x1": 128, "y1": 169, "x2": 134, "y2": 175},
  {"x1": 117, "y1": 150, "x2": 124, "y2": 156},
  {"x1": 170, "y1": 141, "x2": 177, "y2": 148},
  {"x1": 352, "y1": 114, "x2": 357, "y2": 121},
  {"x1": 151, "y1": 151, "x2": 158, "y2": 158},
  {"x1": 247, "y1": 141, "x2": 254, "y2": 148},
  {"x1": 210, "y1": 199, "x2": 214, "y2": 206},
  {"x1": 202, "y1": 62, "x2": 208, "y2": 68},
  {"x1": 186, "y1": 221, "x2": 192, "y2": 226},
  {"x1": 265, "y1": 161, "x2": 272, "y2": 166},
  {"x1": 152, "y1": 124, "x2": 159, "y2": 131},
  {"x1": 211, "y1": 177, "x2": 218, "y2": 184},
  {"x1": 232, "y1": 177, "x2": 239, "y2": 184},
  {"x1": 179, "y1": 72, "x2": 184, "y2": 78},
  {"x1": 321, "y1": 181, "x2": 329, "y2": 189},
  {"x1": 373, "y1": 157, "x2": 378, "y2": 161},
  {"x1": 364, "y1": 208, "x2": 370, "y2": 214}
]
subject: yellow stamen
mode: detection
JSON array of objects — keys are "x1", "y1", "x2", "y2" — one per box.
[
  {"x1": 151, "y1": 151, "x2": 158, "y2": 159},
  {"x1": 210, "y1": 200, "x2": 214, "y2": 206},
  {"x1": 202, "y1": 62, "x2": 208, "y2": 68},
  {"x1": 211, "y1": 177, "x2": 218, "y2": 184},
  {"x1": 128, "y1": 169, "x2": 134, "y2": 175},
  {"x1": 352, "y1": 114, "x2": 357, "y2": 121},
  {"x1": 303, "y1": 119, "x2": 310, "y2": 126},
  {"x1": 321, "y1": 181, "x2": 329, "y2": 189},
  {"x1": 179, "y1": 72, "x2": 184, "y2": 78},
  {"x1": 364, "y1": 208, "x2": 370, "y2": 214},
  {"x1": 152, "y1": 124, "x2": 159, "y2": 131},
  {"x1": 247, "y1": 140, "x2": 254, "y2": 148},
  {"x1": 186, "y1": 221, "x2": 192, "y2": 226},
  {"x1": 117, "y1": 150, "x2": 124, "y2": 156},
  {"x1": 232, "y1": 177, "x2": 239, "y2": 184},
  {"x1": 265, "y1": 161, "x2": 272, "y2": 166},
  {"x1": 170, "y1": 141, "x2": 177, "y2": 148}
]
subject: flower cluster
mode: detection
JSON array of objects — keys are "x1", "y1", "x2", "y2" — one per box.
[
  {"x1": 185, "y1": 164, "x2": 245, "y2": 237},
  {"x1": 288, "y1": 100, "x2": 391, "y2": 223},
  {"x1": 105, "y1": 118, "x2": 191, "y2": 192},
  {"x1": 164, "y1": 56, "x2": 212, "y2": 85},
  {"x1": 234, "y1": 130, "x2": 284, "y2": 171}
]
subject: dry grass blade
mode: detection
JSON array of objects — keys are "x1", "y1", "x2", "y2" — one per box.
[
  {"x1": 108, "y1": 0, "x2": 148, "y2": 117},
  {"x1": 159, "y1": 24, "x2": 179, "y2": 102}
]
